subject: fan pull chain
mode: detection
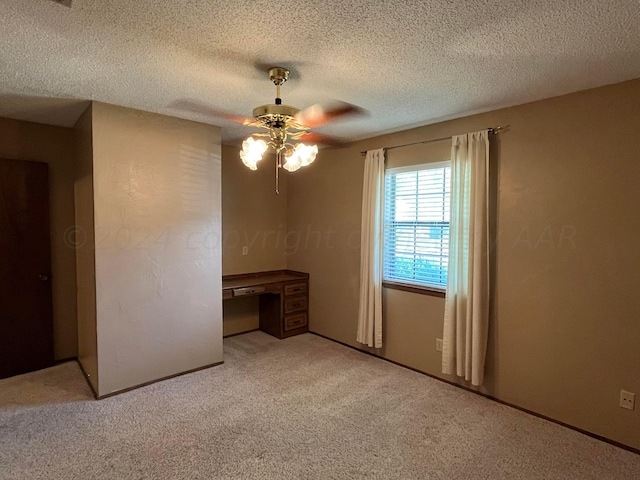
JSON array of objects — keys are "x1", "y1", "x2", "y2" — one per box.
[{"x1": 275, "y1": 151, "x2": 281, "y2": 195}]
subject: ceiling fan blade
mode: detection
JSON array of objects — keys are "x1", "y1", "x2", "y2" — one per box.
[
  {"x1": 295, "y1": 102, "x2": 366, "y2": 128},
  {"x1": 298, "y1": 132, "x2": 346, "y2": 147},
  {"x1": 167, "y1": 99, "x2": 255, "y2": 125}
]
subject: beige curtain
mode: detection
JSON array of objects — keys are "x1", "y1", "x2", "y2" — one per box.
[
  {"x1": 356, "y1": 149, "x2": 385, "y2": 348},
  {"x1": 442, "y1": 131, "x2": 490, "y2": 386}
]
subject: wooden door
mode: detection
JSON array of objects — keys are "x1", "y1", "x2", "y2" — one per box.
[{"x1": 0, "y1": 158, "x2": 53, "y2": 379}]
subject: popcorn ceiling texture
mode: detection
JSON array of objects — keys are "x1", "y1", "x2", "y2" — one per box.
[{"x1": 1, "y1": 0, "x2": 640, "y2": 143}]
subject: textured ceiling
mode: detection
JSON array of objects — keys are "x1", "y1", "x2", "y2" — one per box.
[{"x1": 1, "y1": 0, "x2": 640, "y2": 144}]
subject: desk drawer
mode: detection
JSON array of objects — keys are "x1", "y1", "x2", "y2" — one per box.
[
  {"x1": 284, "y1": 313, "x2": 307, "y2": 331},
  {"x1": 284, "y1": 296, "x2": 307, "y2": 314},
  {"x1": 284, "y1": 282, "x2": 307, "y2": 296}
]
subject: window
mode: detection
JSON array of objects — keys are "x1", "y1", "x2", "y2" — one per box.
[{"x1": 383, "y1": 162, "x2": 451, "y2": 290}]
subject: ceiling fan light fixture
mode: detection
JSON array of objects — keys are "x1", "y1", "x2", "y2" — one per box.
[
  {"x1": 238, "y1": 66, "x2": 358, "y2": 192},
  {"x1": 240, "y1": 137, "x2": 268, "y2": 170},
  {"x1": 282, "y1": 143, "x2": 318, "y2": 172},
  {"x1": 296, "y1": 143, "x2": 318, "y2": 167},
  {"x1": 283, "y1": 149, "x2": 303, "y2": 172}
]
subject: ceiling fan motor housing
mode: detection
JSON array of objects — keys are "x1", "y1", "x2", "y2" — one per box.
[
  {"x1": 252, "y1": 104, "x2": 300, "y2": 123},
  {"x1": 251, "y1": 66, "x2": 308, "y2": 130}
]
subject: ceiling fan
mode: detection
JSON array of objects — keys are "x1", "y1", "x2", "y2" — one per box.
[{"x1": 232, "y1": 66, "x2": 364, "y2": 193}]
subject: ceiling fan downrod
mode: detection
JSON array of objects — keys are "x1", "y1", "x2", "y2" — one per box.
[{"x1": 269, "y1": 67, "x2": 289, "y2": 105}]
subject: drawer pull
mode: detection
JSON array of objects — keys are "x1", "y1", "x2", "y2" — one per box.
[{"x1": 233, "y1": 286, "x2": 265, "y2": 296}]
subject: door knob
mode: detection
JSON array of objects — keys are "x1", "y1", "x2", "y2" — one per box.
[{"x1": 38, "y1": 275, "x2": 49, "y2": 281}]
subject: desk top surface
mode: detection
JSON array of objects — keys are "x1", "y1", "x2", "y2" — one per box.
[{"x1": 222, "y1": 270, "x2": 308, "y2": 290}]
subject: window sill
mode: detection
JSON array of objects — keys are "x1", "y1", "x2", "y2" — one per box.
[{"x1": 382, "y1": 281, "x2": 446, "y2": 298}]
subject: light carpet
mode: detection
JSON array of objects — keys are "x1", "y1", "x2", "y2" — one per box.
[{"x1": 0, "y1": 332, "x2": 638, "y2": 479}]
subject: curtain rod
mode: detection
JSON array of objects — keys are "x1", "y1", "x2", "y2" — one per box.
[{"x1": 359, "y1": 126, "x2": 504, "y2": 156}]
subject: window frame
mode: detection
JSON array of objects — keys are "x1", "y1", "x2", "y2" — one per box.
[{"x1": 382, "y1": 161, "x2": 451, "y2": 297}]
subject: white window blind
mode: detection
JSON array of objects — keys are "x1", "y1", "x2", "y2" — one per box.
[{"x1": 383, "y1": 162, "x2": 451, "y2": 289}]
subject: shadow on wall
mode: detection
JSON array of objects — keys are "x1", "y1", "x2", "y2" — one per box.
[{"x1": 0, "y1": 95, "x2": 89, "y2": 127}]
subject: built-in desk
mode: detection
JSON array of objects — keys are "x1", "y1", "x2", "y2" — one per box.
[{"x1": 222, "y1": 270, "x2": 309, "y2": 339}]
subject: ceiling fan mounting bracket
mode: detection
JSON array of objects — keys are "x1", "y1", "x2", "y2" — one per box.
[{"x1": 269, "y1": 67, "x2": 290, "y2": 86}]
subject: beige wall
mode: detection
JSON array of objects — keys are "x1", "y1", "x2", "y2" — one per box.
[
  {"x1": 221, "y1": 144, "x2": 287, "y2": 336},
  {"x1": 286, "y1": 78, "x2": 640, "y2": 450},
  {"x1": 222, "y1": 145, "x2": 287, "y2": 275},
  {"x1": 87, "y1": 102, "x2": 223, "y2": 396},
  {"x1": 73, "y1": 106, "x2": 99, "y2": 391},
  {"x1": 0, "y1": 117, "x2": 77, "y2": 360}
]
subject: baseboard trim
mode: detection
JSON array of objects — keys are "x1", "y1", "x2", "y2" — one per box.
[
  {"x1": 96, "y1": 361, "x2": 224, "y2": 400},
  {"x1": 76, "y1": 360, "x2": 224, "y2": 400},
  {"x1": 309, "y1": 331, "x2": 640, "y2": 456},
  {"x1": 223, "y1": 328, "x2": 260, "y2": 338}
]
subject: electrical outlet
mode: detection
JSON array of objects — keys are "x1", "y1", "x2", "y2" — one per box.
[
  {"x1": 620, "y1": 390, "x2": 635, "y2": 411},
  {"x1": 436, "y1": 338, "x2": 443, "y2": 352},
  {"x1": 242, "y1": 246, "x2": 248, "y2": 256}
]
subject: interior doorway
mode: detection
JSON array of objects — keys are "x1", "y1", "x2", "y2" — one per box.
[{"x1": 0, "y1": 158, "x2": 54, "y2": 379}]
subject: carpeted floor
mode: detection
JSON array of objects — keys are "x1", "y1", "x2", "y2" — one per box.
[{"x1": 1, "y1": 332, "x2": 639, "y2": 479}]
